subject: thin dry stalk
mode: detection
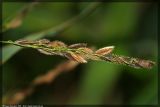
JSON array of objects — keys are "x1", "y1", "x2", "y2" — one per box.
[
  {"x1": 3, "y1": 61, "x2": 79, "y2": 104},
  {"x1": 3, "y1": 2, "x2": 39, "y2": 32}
]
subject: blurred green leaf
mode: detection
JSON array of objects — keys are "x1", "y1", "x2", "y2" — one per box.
[
  {"x1": 70, "y1": 61, "x2": 121, "y2": 104},
  {"x1": 2, "y1": 45, "x2": 22, "y2": 64}
]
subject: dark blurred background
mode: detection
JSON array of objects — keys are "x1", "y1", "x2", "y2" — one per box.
[{"x1": 2, "y1": 2, "x2": 158, "y2": 105}]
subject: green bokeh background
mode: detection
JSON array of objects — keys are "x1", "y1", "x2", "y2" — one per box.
[{"x1": 2, "y1": 2, "x2": 158, "y2": 105}]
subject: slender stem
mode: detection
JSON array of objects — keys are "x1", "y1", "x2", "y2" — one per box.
[
  {"x1": 25, "y1": 2, "x2": 102, "y2": 40},
  {"x1": 1, "y1": 40, "x2": 76, "y2": 52}
]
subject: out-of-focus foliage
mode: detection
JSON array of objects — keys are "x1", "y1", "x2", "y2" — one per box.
[{"x1": 2, "y1": 2, "x2": 158, "y2": 105}]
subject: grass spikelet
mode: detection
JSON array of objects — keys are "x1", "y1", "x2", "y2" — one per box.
[
  {"x1": 48, "y1": 41, "x2": 67, "y2": 47},
  {"x1": 69, "y1": 43, "x2": 87, "y2": 48},
  {"x1": 68, "y1": 52, "x2": 87, "y2": 63},
  {"x1": 95, "y1": 46, "x2": 114, "y2": 55}
]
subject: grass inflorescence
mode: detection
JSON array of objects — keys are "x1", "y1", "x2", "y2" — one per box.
[{"x1": 1, "y1": 39, "x2": 155, "y2": 69}]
